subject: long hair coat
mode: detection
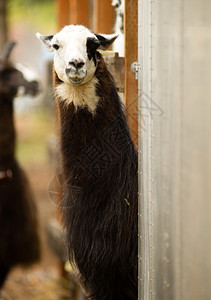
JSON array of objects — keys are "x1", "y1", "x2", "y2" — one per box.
[{"x1": 55, "y1": 53, "x2": 138, "y2": 300}]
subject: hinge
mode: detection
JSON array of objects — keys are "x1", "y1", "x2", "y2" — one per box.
[{"x1": 131, "y1": 61, "x2": 140, "y2": 80}]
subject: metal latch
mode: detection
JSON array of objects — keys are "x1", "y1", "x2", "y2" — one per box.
[{"x1": 131, "y1": 61, "x2": 140, "y2": 80}]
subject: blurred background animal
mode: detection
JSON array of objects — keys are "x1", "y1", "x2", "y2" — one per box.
[{"x1": 0, "y1": 42, "x2": 40, "y2": 289}]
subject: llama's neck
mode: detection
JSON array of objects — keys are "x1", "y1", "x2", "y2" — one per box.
[
  {"x1": 55, "y1": 57, "x2": 124, "y2": 182},
  {"x1": 54, "y1": 55, "x2": 117, "y2": 117},
  {"x1": 0, "y1": 99, "x2": 15, "y2": 168},
  {"x1": 55, "y1": 76, "x2": 100, "y2": 114}
]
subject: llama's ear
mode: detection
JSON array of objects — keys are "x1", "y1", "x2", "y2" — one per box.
[
  {"x1": 95, "y1": 33, "x2": 118, "y2": 50},
  {"x1": 36, "y1": 33, "x2": 54, "y2": 52}
]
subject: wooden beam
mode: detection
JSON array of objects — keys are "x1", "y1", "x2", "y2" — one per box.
[
  {"x1": 0, "y1": 0, "x2": 7, "y2": 51},
  {"x1": 69, "y1": 0, "x2": 90, "y2": 28},
  {"x1": 56, "y1": 0, "x2": 70, "y2": 29},
  {"x1": 124, "y1": 0, "x2": 138, "y2": 145},
  {"x1": 93, "y1": 0, "x2": 115, "y2": 34}
]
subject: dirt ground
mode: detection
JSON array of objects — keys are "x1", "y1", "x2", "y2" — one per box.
[{"x1": 0, "y1": 108, "x2": 73, "y2": 299}]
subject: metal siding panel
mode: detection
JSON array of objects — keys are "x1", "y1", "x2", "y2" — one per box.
[
  {"x1": 138, "y1": 0, "x2": 211, "y2": 299},
  {"x1": 181, "y1": 0, "x2": 211, "y2": 298},
  {"x1": 138, "y1": 0, "x2": 153, "y2": 299}
]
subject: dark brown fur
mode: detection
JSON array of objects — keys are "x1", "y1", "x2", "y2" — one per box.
[
  {"x1": 0, "y1": 59, "x2": 40, "y2": 288},
  {"x1": 54, "y1": 53, "x2": 138, "y2": 299}
]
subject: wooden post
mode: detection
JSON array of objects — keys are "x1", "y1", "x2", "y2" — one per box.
[
  {"x1": 93, "y1": 0, "x2": 115, "y2": 33},
  {"x1": 0, "y1": 0, "x2": 7, "y2": 51},
  {"x1": 69, "y1": 0, "x2": 90, "y2": 28},
  {"x1": 124, "y1": 0, "x2": 138, "y2": 145},
  {"x1": 56, "y1": 0, "x2": 70, "y2": 29}
]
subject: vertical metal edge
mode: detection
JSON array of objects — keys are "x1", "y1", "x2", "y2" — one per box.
[
  {"x1": 138, "y1": 0, "x2": 152, "y2": 299},
  {"x1": 137, "y1": 0, "x2": 142, "y2": 293},
  {"x1": 137, "y1": 1, "x2": 143, "y2": 298},
  {"x1": 137, "y1": 1, "x2": 142, "y2": 298}
]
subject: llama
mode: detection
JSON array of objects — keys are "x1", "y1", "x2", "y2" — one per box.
[
  {"x1": 37, "y1": 25, "x2": 138, "y2": 300},
  {"x1": 0, "y1": 42, "x2": 40, "y2": 288}
]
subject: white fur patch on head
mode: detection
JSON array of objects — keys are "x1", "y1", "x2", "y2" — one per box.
[
  {"x1": 36, "y1": 25, "x2": 119, "y2": 113},
  {"x1": 51, "y1": 25, "x2": 100, "y2": 114},
  {"x1": 52, "y1": 25, "x2": 98, "y2": 85},
  {"x1": 55, "y1": 76, "x2": 100, "y2": 114}
]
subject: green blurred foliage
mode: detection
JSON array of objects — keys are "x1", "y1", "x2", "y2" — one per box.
[
  {"x1": 7, "y1": 0, "x2": 56, "y2": 31},
  {"x1": 5, "y1": 0, "x2": 56, "y2": 165},
  {"x1": 16, "y1": 106, "x2": 54, "y2": 165}
]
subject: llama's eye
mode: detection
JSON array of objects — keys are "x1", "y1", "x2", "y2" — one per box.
[{"x1": 53, "y1": 44, "x2": 59, "y2": 50}]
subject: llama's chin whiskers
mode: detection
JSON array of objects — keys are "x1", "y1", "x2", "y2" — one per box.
[
  {"x1": 68, "y1": 77, "x2": 84, "y2": 85},
  {"x1": 55, "y1": 77, "x2": 100, "y2": 114}
]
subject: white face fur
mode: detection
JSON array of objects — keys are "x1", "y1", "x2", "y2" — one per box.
[
  {"x1": 36, "y1": 25, "x2": 117, "y2": 112},
  {"x1": 37, "y1": 25, "x2": 117, "y2": 86}
]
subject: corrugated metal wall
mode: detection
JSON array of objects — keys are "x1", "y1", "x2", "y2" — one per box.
[{"x1": 138, "y1": 0, "x2": 211, "y2": 299}]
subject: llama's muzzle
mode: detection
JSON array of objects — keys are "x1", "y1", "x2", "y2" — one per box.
[
  {"x1": 65, "y1": 68, "x2": 87, "y2": 85},
  {"x1": 65, "y1": 59, "x2": 87, "y2": 85}
]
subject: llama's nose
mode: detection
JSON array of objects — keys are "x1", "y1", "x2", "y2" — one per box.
[{"x1": 69, "y1": 60, "x2": 85, "y2": 70}]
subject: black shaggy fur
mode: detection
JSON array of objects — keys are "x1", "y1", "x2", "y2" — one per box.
[
  {"x1": 54, "y1": 53, "x2": 138, "y2": 299},
  {"x1": 0, "y1": 57, "x2": 40, "y2": 288}
]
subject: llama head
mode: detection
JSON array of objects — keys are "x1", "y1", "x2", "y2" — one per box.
[
  {"x1": 0, "y1": 60, "x2": 39, "y2": 98},
  {"x1": 0, "y1": 42, "x2": 39, "y2": 99},
  {"x1": 36, "y1": 25, "x2": 118, "y2": 86}
]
